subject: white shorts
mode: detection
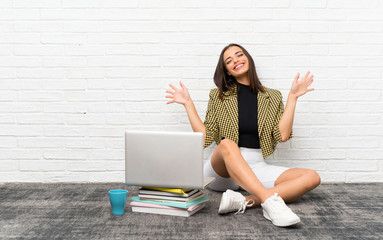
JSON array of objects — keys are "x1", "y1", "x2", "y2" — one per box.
[{"x1": 204, "y1": 147, "x2": 289, "y2": 191}]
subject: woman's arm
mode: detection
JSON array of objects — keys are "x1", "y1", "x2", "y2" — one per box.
[
  {"x1": 183, "y1": 99, "x2": 206, "y2": 138},
  {"x1": 166, "y1": 82, "x2": 206, "y2": 142},
  {"x1": 278, "y1": 71, "x2": 314, "y2": 142}
]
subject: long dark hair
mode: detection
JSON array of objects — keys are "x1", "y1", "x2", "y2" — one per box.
[{"x1": 214, "y1": 43, "x2": 264, "y2": 100}]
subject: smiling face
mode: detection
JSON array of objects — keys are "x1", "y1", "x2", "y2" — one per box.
[
  {"x1": 214, "y1": 43, "x2": 264, "y2": 98},
  {"x1": 223, "y1": 46, "x2": 250, "y2": 80}
]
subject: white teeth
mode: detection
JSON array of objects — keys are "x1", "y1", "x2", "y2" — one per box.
[{"x1": 235, "y1": 64, "x2": 244, "y2": 70}]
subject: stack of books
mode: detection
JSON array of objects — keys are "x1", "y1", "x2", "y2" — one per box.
[{"x1": 130, "y1": 186, "x2": 209, "y2": 217}]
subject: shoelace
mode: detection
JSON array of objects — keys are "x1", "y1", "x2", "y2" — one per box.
[
  {"x1": 268, "y1": 193, "x2": 290, "y2": 213},
  {"x1": 235, "y1": 199, "x2": 255, "y2": 214}
]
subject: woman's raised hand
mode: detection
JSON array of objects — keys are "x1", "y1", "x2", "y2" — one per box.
[
  {"x1": 290, "y1": 71, "x2": 315, "y2": 99},
  {"x1": 165, "y1": 81, "x2": 191, "y2": 105}
]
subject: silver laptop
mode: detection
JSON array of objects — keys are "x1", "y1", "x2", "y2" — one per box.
[{"x1": 125, "y1": 130, "x2": 214, "y2": 189}]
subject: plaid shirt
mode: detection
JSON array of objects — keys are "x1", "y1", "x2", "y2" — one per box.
[{"x1": 203, "y1": 85, "x2": 293, "y2": 159}]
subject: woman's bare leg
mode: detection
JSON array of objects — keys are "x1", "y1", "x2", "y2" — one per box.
[
  {"x1": 211, "y1": 139, "x2": 321, "y2": 206},
  {"x1": 245, "y1": 168, "x2": 321, "y2": 206},
  {"x1": 211, "y1": 139, "x2": 273, "y2": 202}
]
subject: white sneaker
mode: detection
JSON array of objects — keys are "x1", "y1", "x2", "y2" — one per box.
[
  {"x1": 218, "y1": 189, "x2": 255, "y2": 214},
  {"x1": 261, "y1": 193, "x2": 301, "y2": 227}
]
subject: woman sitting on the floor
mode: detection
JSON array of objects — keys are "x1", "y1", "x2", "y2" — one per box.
[{"x1": 165, "y1": 43, "x2": 320, "y2": 227}]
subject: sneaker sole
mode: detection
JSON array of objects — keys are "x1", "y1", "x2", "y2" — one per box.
[{"x1": 263, "y1": 210, "x2": 301, "y2": 227}]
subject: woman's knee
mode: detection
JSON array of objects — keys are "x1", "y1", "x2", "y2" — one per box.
[
  {"x1": 306, "y1": 169, "x2": 321, "y2": 190},
  {"x1": 218, "y1": 138, "x2": 237, "y2": 154},
  {"x1": 216, "y1": 139, "x2": 241, "y2": 164}
]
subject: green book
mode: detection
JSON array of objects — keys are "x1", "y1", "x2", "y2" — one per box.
[{"x1": 130, "y1": 196, "x2": 209, "y2": 209}]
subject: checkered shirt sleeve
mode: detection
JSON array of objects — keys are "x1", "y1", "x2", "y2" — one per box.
[{"x1": 203, "y1": 89, "x2": 219, "y2": 148}]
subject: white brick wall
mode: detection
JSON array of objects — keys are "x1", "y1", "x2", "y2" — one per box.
[{"x1": 1, "y1": 0, "x2": 382, "y2": 183}]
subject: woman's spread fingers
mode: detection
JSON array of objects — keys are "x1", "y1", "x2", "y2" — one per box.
[
  {"x1": 302, "y1": 71, "x2": 310, "y2": 80},
  {"x1": 166, "y1": 100, "x2": 175, "y2": 104},
  {"x1": 166, "y1": 90, "x2": 174, "y2": 94},
  {"x1": 305, "y1": 77, "x2": 314, "y2": 86},
  {"x1": 307, "y1": 78, "x2": 314, "y2": 86},
  {"x1": 180, "y1": 81, "x2": 186, "y2": 90},
  {"x1": 294, "y1": 73, "x2": 300, "y2": 83},
  {"x1": 165, "y1": 95, "x2": 173, "y2": 99},
  {"x1": 169, "y1": 84, "x2": 177, "y2": 91}
]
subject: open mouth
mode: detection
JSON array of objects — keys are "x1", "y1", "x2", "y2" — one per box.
[{"x1": 234, "y1": 63, "x2": 244, "y2": 70}]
